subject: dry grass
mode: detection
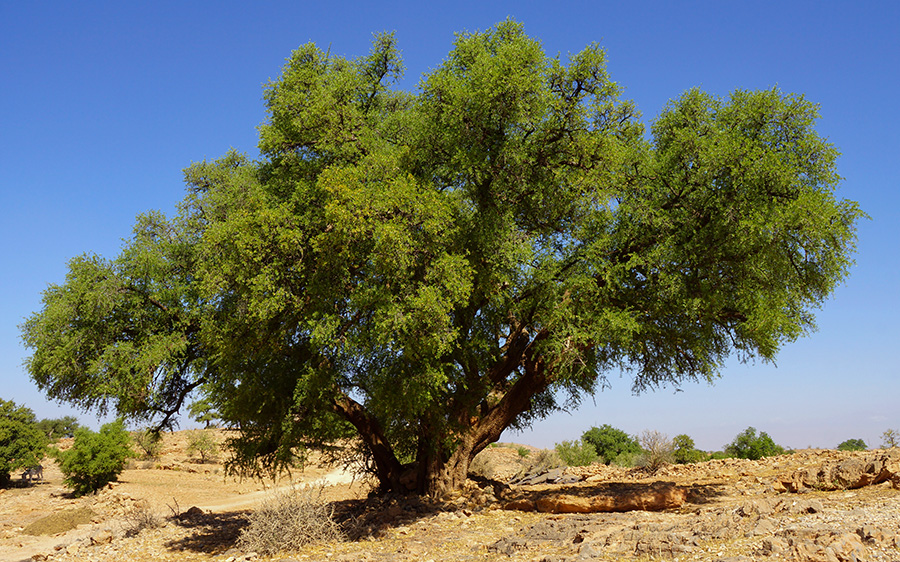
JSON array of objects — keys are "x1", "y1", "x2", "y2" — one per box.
[{"x1": 236, "y1": 484, "x2": 344, "y2": 555}]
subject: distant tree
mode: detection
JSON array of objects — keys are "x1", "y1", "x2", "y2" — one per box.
[
  {"x1": 882, "y1": 429, "x2": 899, "y2": 449},
  {"x1": 35, "y1": 416, "x2": 80, "y2": 441},
  {"x1": 0, "y1": 399, "x2": 47, "y2": 486},
  {"x1": 186, "y1": 429, "x2": 219, "y2": 463},
  {"x1": 188, "y1": 398, "x2": 220, "y2": 429},
  {"x1": 54, "y1": 419, "x2": 134, "y2": 496},
  {"x1": 672, "y1": 434, "x2": 707, "y2": 464},
  {"x1": 20, "y1": 20, "x2": 865, "y2": 496},
  {"x1": 725, "y1": 427, "x2": 785, "y2": 460},
  {"x1": 836, "y1": 439, "x2": 867, "y2": 451},
  {"x1": 582, "y1": 425, "x2": 642, "y2": 465}
]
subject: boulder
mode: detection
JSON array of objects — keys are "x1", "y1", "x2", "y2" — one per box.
[{"x1": 531, "y1": 483, "x2": 686, "y2": 514}]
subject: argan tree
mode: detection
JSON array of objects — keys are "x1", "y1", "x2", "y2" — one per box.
[{"x1": 21, "y1": 21, "x2": 863, "y2": 496}]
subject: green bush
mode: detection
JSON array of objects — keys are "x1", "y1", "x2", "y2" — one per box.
[
  {"x1": 882, "y1": 429, "x2": 899, "y2": 449},
  {"x1": 554, "y1": 439, "x2": 599, "y2": 466},
  {"x1": 581, "y1": 425, "x2": 641, "y2": 465},
  {"x1": 672, "y1": 434, "x2": 707, "y2": 464},
  {"x1": 55, "y1": 419, "x2": 135, "y2": 496},
  {"x1": 724, "y1": 427, "x2": 784, "y2": 460},
  {"x1": 0, "y1": 399, "x2": 47, "y2": 485},
  {"x1": 836, "y1": 439, "x2": 867, "y2": 451},
  {"x1": 186, "y1": 429, "x2": 219, "y2": 463}
]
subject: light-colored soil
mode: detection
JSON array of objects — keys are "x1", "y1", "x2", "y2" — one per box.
[{"x1": 1, "y1": 432, "x2": 898, "y2": 562}]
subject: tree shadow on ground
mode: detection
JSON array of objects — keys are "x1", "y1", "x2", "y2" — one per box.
[{"x1": 164, "y1": 511, "x2": 248, "y2": 555}]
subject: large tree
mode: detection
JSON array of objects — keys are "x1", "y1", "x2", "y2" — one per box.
[{"x1": 21, "y1": 21, "x2": 863, "y2": 496}]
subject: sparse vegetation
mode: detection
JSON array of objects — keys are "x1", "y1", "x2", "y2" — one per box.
[
  {"x1": 54, "y1": 419, "x2": 135, "y2": 496},
  {"x1": 836, "y1": 438, "x2": 867, "y2": 451},
  {"x1": 122, "y1": 503, "x2": 163, "y2": 537},
  {"x1": 882, "y1": 429, "x2": 899, "y2": 449},
  {"x1": 724, "y1": 427, "x2": 785, "y2": 460},
  {"x1": 581, "y1": 425, "x2": 641, "y2": 465},
  {"x1": 638, "y1": 430, "x2": 674, "y2": 471},
  {"x1": 555, "y1": 439, "x2": 599, "y2": 467},
  {"x1": 133, "y1": 428, "x2": 163, "y2": 460},
  {"x1": 236, "y1": 485, "x2": 344, "y2": 555}
]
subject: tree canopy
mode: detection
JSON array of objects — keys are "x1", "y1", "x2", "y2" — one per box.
[{"x1": 21, "y1": 20, "x2": 864, "y2": 495}]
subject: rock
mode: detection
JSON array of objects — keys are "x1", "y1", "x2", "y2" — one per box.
[
  {"x1": 532, "y1": 483, "x2": 686, "y2": 513},
  {"x1": 780, "y1": 450, "x2": 900, "y2": 492},
  {"x1": 503, "y1": 499, "x2": 535, "y2": 511},
  {"x1": 90, "y1": 529, "x2": 113, "y2": 545}
]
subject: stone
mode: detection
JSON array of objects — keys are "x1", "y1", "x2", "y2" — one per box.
[
  {"x1": 533, "y1": 483, "x2": 686, "y2": 513},
  {"x1": 90, "y1": 529, "x2": 113, "y2": 545}
]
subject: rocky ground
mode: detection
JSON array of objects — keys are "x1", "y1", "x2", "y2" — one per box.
[{"x1": 1, "y1": 431, "x2": 898, "y2": 562}]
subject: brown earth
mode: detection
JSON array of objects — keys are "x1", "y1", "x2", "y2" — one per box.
[{"x1": 1, "y1": 431, "x2": 898, "y2": 562}]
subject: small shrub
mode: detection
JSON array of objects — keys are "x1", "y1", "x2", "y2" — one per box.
[
  {"x1": 122, "y1": 503, "x2": 162, "y2": 537},
  {"x1": 526, "y1": 449, "x2": 564, "y2": 473},
  {"x1": 236, "y1": 485, "x2": 343, "y2": 555},
  {"x1": 517, "y1": 446, "x2": 530, "y2": 458},
  {"x1": 610, "y1": 451, "x2": 640, "y2": 467},
  {"x1": 672, "y1": 434, "x2": 707, "y2": 464},
  {"x1": 554, "y1": 439, "x2": 598, "y2": 466},
  {"x1": 133, "y1": 429, "x2": 163, "y2": 460},
  {"x1": 186, "y1": 430, "x2": 219, "y2": 463},
  {"x1": 638, "y1": 430, "x2": 674, "y2": 471},
  {"x1": 882, "y1": 429, "x2": 899, "y2": 449},
  {"x1": 582, "y1": 425, "x2": 641, "y2": 465},
  {"x1": 836, "y1": 439, "x2": 867, "y2": 451},
  {"x1": 55, "y1": 419, "x2": 135, "y2": 496},
  {"x1": 724, "y1": 427, "x2": 784, "y2": 460}
]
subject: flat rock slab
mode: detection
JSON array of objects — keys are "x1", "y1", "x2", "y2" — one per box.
[{"x1": 504, "y1": 481, "x2": 687, "y2": 513}]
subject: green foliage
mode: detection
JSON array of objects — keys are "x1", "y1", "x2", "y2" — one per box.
[
  {"x1": 882, "y1": 429, "x2": 899, "y2": 449},
  {"x1": 20, "y1": 20, "x2": 865, "y2": 495},
  {"x1": 582, "y1": 425, "x2": 642, "y2": 465},
  {"x1": 188, "y1": 398, "x2": 220, "y2": 429},
  {"x1": 672, "y1": 434, "x2": 707, "y2": 464},
  {"x1": 836, "y1": 439, "x2": 867, "y2": 451},
  {"x1": 35, "y1": 416, "x2": 80, "y2": 441},
  {"x1": 555, "y1": 439, "x2": 599, "y2": 466},
  {"x1": 0, "y1": 399, "x2": 47, "y2": 485},
  {"x1": 55, "y1": 419, "x2": 134, "y2": 496},
  {"x1": 724, "y1": 427, "x2": 785, "y2": 460},
  {"x1": 185, "y1": 429, "x2": 219, "y2": 463},
  {"x1": 517, "y1": 446, "x2": 530, "y2": 458},
  {"x1": 133, "y1": 428, "x2": 163, "y2": 460}
]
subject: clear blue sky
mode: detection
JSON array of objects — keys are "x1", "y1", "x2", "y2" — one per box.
[{"x1": 2, "y1": 1, "x2": 897, "y2": 452}]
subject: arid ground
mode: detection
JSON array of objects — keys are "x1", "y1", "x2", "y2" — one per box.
[{"x1": 2, "y1": 430, "x2": 898, "y2": 562}]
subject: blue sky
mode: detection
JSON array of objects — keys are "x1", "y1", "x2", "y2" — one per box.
[{"x1": 2, "y1": 1, "x2": 897, "y2": 452}]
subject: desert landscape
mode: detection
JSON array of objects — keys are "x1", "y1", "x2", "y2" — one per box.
[{"x1": 2, "y1": 430, "x2": 899, "y2": 562}]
